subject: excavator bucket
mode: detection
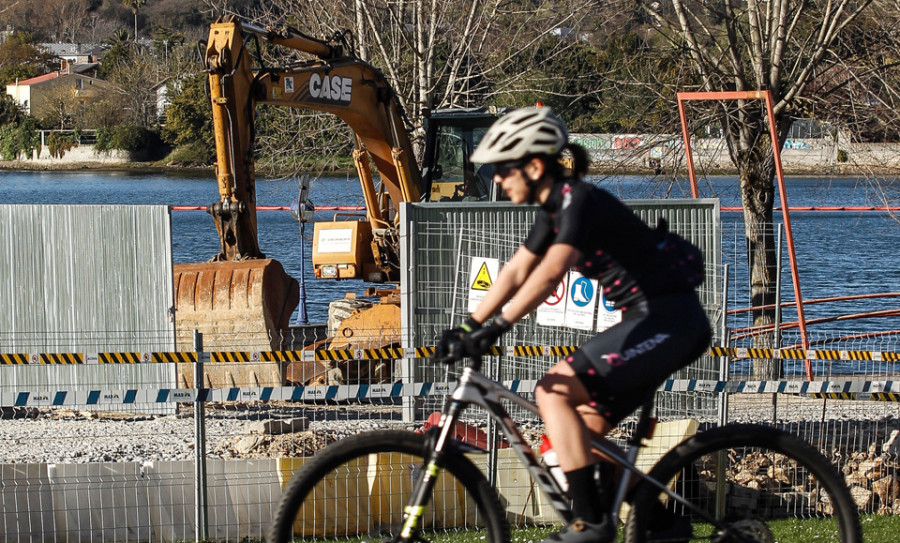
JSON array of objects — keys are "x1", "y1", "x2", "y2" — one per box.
[{"x1": 173, "y1": 259, "x2": 299, "y2": 387}]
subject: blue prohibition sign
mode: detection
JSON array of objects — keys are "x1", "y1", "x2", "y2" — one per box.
[{"x1": 570, "y1": 277, "x2": 594, "y2": 307}]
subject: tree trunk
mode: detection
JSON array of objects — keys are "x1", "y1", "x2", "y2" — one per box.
[
  {"x1": 354, "y1": 0, "x2": 367, "y2": 62},
  {"x1": 737, "y1": 137, "x2": 781, "y2": 380}
]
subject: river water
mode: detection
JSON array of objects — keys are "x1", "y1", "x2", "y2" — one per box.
[{"x1": 1, "y1": 170, "x2": 898, "y2": 356}]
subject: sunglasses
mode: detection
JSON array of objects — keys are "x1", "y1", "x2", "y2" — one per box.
[{"x1": 493, "y1": 161, "x2": 524, "y2": 178}]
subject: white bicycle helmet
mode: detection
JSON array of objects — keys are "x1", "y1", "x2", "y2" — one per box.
[{"x1": 471, "y1": 107, "x2": 569, "y2": 164}]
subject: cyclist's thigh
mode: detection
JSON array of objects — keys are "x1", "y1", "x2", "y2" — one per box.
[{"x1": 569, "y1": 292, "x2": 709, "y2": 422}]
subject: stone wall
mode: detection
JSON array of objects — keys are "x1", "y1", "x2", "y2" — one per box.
[
  {"x1": 571, "y1": 133, "x2": 900, "y2": 175},
  {"x1": 28, "y1": 143, "x2": 130, "y2": 164}
]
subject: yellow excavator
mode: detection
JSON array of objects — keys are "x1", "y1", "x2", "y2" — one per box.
[{"x1": 173, "y1": 15, "x2": 501, "y2": 386}]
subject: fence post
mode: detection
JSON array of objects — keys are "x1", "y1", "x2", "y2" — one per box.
[
  {"x1": 193, "y1": 330, "x2": 209, "y2": 542},
  {"x1": 717, "y1": 263, "x2": 730, "y2": 428},
  {"x1": 774, "y1": 223, "x2": 783, "y2": 361},
  {"x1": 715, "y1": 264, "x2": 730, "y2": 521}
]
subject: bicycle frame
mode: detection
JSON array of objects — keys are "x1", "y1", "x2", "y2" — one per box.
[{"x1": 398, "y1": 360, "x2": 708, "y2": 539}]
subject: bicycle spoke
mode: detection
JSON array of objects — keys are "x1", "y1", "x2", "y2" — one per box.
[{"x1": 625, "y1": 425, "x2": 862, "y2": 543}]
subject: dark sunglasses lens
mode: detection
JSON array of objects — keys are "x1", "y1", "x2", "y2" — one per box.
[{"x1": 494, "y1": 163, "x2": 518, "y2": 177}]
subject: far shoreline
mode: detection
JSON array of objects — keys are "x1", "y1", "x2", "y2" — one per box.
[{"x1": 1, "y1": 158, "x2": 898, "y2": 179}]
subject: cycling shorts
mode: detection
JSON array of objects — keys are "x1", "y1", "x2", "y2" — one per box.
[{"x1": 567, "y1": 291, "x2": 711, "y2": 425}]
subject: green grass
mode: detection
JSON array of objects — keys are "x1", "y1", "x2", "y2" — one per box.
[
  {"x1": 284, "y1": 515, "x2": 900, "y2": 543},
  {"x1": 860, "y1": 514, "x2": 900, "y2": 543}
]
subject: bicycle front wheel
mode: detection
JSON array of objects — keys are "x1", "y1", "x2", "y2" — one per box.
[
  {"x1": 269, "y1": 429, "x2": 510, "y2": 543},
  {"x1": 625, "y1": 424, "x2": 862, "y2": 543}
]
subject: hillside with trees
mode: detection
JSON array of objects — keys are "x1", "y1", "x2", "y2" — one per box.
[{"x1": 0, "y1": 0, "x2": 898, "y2": 174}]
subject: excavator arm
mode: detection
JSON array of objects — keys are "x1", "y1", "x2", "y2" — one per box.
[
  {"x1": 172, "y1": 15, "x2": 424, "y2": 374},
  {"x1": 204, "y1": 16, "x2": 421, "y2": 282},
  {"x1": 175, "y1": 16, "x2": 500, "y2": 387}
]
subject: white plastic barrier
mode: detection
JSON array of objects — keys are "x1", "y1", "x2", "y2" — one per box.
[
  {"x1": 0, "y1": 464, "x2": 56, "y2": 543},
  {"x1": 47, "y1": 462, "x2": 151, "y2": 542},
  {"x1": 211, "y1": 459, "x2": 281, "y2": 541}
]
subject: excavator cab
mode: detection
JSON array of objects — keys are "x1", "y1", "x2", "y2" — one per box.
[{"x1": 422, "y1": 108, "x2": 507, "y2": 202}]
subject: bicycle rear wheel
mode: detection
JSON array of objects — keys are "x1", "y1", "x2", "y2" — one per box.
[
  {"x1": 269, "y1": 429, "x2": 510, "y2": 543},
  {"x1": 625, "y1": 424, "x2": 862, "y2": 543}
]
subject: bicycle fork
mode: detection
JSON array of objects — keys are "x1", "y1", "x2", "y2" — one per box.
[{"x1": 398, "y1": 399, "x2": 467, "y2": 539}]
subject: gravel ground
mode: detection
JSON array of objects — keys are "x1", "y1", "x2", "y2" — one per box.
[
  {"x1": 0, "y1": 397, "x2": 898, "y2": 464},
  {"x1": 0, "y1": 403, "x2": 410, "y2": 464}
]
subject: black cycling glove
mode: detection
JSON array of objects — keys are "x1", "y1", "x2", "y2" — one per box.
[
  {"x1": 462, "y1": 315, "x2": 512, "y2": 357},
  {"x1": 435, "y1": 315, "x2": 481, "y2": 362}
]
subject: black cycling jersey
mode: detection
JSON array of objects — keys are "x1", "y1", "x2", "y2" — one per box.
[{"x1": 523, "y1": 178, "x2": 695, "y2": 310}]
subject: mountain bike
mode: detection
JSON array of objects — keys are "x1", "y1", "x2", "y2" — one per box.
[{"x1": 269, "y1": 354, "x2": 862, "y2": 543}]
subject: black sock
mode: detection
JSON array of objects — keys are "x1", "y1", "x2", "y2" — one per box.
[
  {"x1": 566, "y1": 465, "x2": 606, "y2": 523},
  {"x1": 596, "y1": 461, "x2": 617, "y2": 514}
]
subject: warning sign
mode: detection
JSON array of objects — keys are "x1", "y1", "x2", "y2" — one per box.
[
  {"x1": 467, "y1": 258, "x2": 499, "y2": 313},
  {"x1": 471, "y1": 262, "x2": 494, "y2": 290},
  {"x1": 536, "y1": 277, "x2": 567, "y2": 326},
  {"x1": 564, "y1": 271, "x2": 598, "y2": 331}
]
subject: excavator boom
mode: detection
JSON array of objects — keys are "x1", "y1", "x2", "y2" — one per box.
[{"x1": 174, "y1": 15, "x2": 502, "y2": 387}]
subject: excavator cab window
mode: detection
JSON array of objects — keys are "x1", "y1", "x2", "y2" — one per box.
[
  {"x1": 429, "y1": 125, "x2": 491, "y2": 202},
  {"x1": 422, "y1": 109, "x2": 503, "y2": 203}
]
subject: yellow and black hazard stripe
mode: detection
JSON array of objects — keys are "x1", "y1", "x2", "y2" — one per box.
[
  {"x1": 42, "y1": 353, "x2": 82, "y2": 364},
  {"x1": 747, "y1": 348, "x2": 774, "y2": 359},
  {"x1": 513, "y1": 345, "x2": 544, "y2": 357},
  {"x1": 363, "y1": 347, "x2": 404, "y2": 359},
  {"x1": 809, "y1": 349, "x2": 870, "y2": 361},
  {"x1": 211, "y1": 352, "x2": 257, "y2": 363},
  {"x1": 709, "y1": 346, "x2": 731, "y2": 357},
  {"x1": 549, "y1": 346, "x2": 578, "y2": 357},
  {"x1": 316, "y1": 349, "x2": 355, "y2": 361},
  {"x1": 815, "y1": 350, "x2": 842, "y2": 360},
  {"x1": 870, "y1": 392, "x2": 900, "y2": 402},
  {"x1": 417, "y1": 346, "x2": 436, "y2": 358},
  {"x1": 152, "y1": 352, "x2": 197, "y2": 363},
  {"x1": 0, "y1": 353, "x2": 29, "y2": 364},
  {"x1": 778, "y1": 349, "x2": 807, "y2": 359},
  {"x1": 261, "y1": 351, "x2": 305, "y2": 362},
  {"x1": 709, "y1": 346, "x2": 900, "y2": 362},
  {"x1": 99, "y1": 352, "x2": 144, "y2": 364}
]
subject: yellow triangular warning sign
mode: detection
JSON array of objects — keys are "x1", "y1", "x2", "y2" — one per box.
[{"x1": 471, "y1": 262, "x2": 493, "y2": 290}]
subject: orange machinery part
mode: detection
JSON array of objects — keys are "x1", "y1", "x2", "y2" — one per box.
[{"x1": 173, "y1": 259, "x2": 299, "y2": 386}]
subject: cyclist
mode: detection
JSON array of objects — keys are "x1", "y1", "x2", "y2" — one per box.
[{"x1": 436, "y1": 107, "x2": 711, "y2": 543}]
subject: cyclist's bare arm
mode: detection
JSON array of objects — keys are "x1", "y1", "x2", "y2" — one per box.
[{"x1": 472, "y1": 243, "x2": 580, "y2": 324}]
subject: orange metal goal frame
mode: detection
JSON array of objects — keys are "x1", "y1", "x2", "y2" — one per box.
[{"x1": 676, "y1": 90, "x2": 812, "y2": 380}]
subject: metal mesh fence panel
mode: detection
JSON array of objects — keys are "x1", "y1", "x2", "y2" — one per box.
[{"x1": 400, "y1": 199, "x2": 723, "y2": 425}]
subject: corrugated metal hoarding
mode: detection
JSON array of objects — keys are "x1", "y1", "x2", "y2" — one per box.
[
  {"x1": 0, "y1": 205, "x2": 176, "y2": 406},
  {"x1": 400, "y1": 198, "x2": 722, "y2": 421}
]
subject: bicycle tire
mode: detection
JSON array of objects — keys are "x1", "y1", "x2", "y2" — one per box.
[
  {"x1": 269, "y1": 429, "x2": 511, "y2": 543},
  {"x1": 625, "y1": 423, "x2": 862, "y2": 543}
]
